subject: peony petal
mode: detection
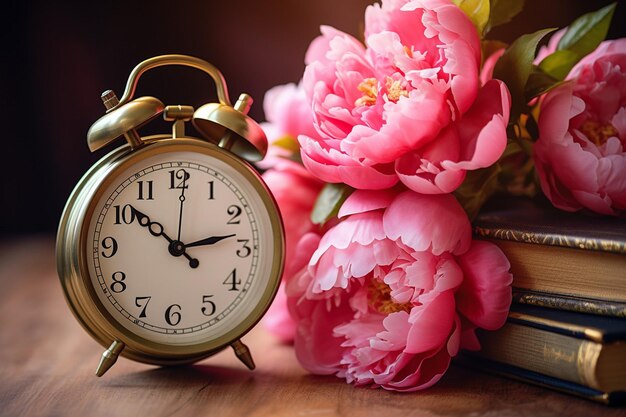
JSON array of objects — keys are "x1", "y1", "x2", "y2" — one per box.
[
  {"x1": 480, "y1": 48, "x2": 505, "y2": 86},
  {"x1": 371, "y1": 310, "x2": 411, "y2": 351},
  {"x1": 456, "y1": 241, "x2": 512, "y2": 330},
  {"x1": 571, "y1": 189, "x2": 615, "y2": 215},
  {"x1": 339, "y1": 189, "x2": 398, "y2": 218},
  {"x1": 537, "y1": 85, "x2": 584, "y2": 146},
  {"x1": 405, "y1": 291, "x2": 456, "y2": 354},
  {"x1": 299, "y1": 135, "x2": 400, "y2": 189},
  {"x1": 611, "y1": 107, "x2": 626, "y2": 144},
  {"x1": 293, "y1": 297, "x2": 353, "y2": 375},
  {"x1": 395, "y1": 126, "x2": 466, "y2": 194},
  {"x1": 262, "y1": 82, "x2": 319, "y2": 140},
  {"x1": 441, "y1": 80, "x2": 510, "y2": 170},
  {"x1": 383, "y1": 191, "x2": 471, "y2": 255},
  {"x1": 313, "y1": 211, "x2": 387, "y2": 260},
  {"x1": 262, "y1": 282, "x2": 297, "y2": 343}
]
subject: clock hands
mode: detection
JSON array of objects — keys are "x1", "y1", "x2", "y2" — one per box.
[
  {"x1": 175, "y1": 170, "x2": 188, "y2": 242},
  {"x1": 128, "y1": 205, "x2": 236, "y2": 269},
  {"x1": 129, "y1": 205, "x2": 199, "y2": 269},
  {"x1": 184, "y1": 234, "x2": 236, "y2": 249}
]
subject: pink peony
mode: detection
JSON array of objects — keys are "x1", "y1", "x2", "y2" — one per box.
[
  {"x1": 264, "y1": 234, "x2": 321, "y2": 343},
  {"x1": 262, "y1": 162, "x2": 323, "y2": 265},
  {"x1": 534, "y1": 39, "x2": 626, "y2": 215},
  {"x1": 480, "y1": 47, "x2": 505, "y2": 86},
  {"x1": 260, "y1": 83, "x2": 325, "y2": 342},
  {"x1": 287, "y1": 190, "x2": 512, "y2": 391},
  {"x1": 299, "y1": 0, "x2": 510, "y2": 194},
  {"x1": 258, "y1": 82, "x2": 321, "y2": 169}
]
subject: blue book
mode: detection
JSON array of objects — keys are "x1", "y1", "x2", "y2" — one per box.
[{"x1": 461, "y1": 304, "x2": 626, "y2": 405}]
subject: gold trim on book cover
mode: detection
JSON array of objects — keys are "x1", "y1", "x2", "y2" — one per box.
[
  {"x1": 473, "y1": 226, "x2": 626, "y2": 254},
  {"x1": 508, "y1": 312, "x2": 606, "y2": 343},
  {"x1": 578, "y1": 341, "x2": 603, "y2": 389},
  {"x1": 512, "y1": 291, "x2": 626, "y2": 318},
  {"x1": 456, "y1": 355, "x2": 613, "y2": 405}
]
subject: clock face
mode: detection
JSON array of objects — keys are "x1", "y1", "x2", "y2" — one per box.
[{"x1": 85, "y1": 145, "x2": 281, "y2": 347}]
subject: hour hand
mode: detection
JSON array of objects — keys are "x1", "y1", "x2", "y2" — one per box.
[
  {"x1": 184, "y1": 234, "x2": 236, "y2": 249},
  {"x1": 129, "y1": 205, "x2": 199, "y2": 269},
  {"x1": 129, "y1": 206, "x2": 170, "y2": 241}
]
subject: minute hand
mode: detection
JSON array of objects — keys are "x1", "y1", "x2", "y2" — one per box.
[{"x1": 184, "y1": 234, "x2": 236, "y2": 249}]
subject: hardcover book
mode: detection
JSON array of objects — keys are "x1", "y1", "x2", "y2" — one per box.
[
  {"x1": 464, "y1": 304, "x2": 626, "y2": 404},
  {"x1": 458, "y1": 355, "x2": 626, "y2": 406},
  {"x1": 473, "y1": 197, "x2": 626, "y2": 314}
]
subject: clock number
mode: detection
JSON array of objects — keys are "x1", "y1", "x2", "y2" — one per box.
[
  {"x1": 101, "y1": 236, "x2": 118, "y2": 258},
  {"x1": 113, "y1": 204, "x2": 135, "y2": 225},
  {"x1": 226, "y1": 205, "x2": 242, "y2": 225},
  {"x1": 169, "y1": 169, "x2": 190, "y2": 189},
  {"x1": 223, "y1": 268, "x2": 240, "y2": 291},
  {"x1": 165, "y1": 304, "x2": 182, "y2": 326},
  {"x1": 137, "y1": 180, "x2": 154, "y2": 200},
  {"x1": 236, "y1": 239, "x2": 251, "y2": 258},
  {"x1": 135, "y1": 296, "x2": 151, "y2": 318},
  {"x1": 201, "y1": 295, "x2": 216, "y2": 316},
  {"x1": 208, "y1": 180, "x2": 215, "y2": 200},
  {"x1": 110, "y1": 271, "x2": 126, "y2": 293}
]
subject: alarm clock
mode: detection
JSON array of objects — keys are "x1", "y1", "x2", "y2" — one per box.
[{"x1": 56, "y1": 55, "x2": 284, "y2": 377}]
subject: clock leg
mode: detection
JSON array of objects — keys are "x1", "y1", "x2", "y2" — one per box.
[
  {"x1": 231, "y1": 339, "x2": 255, "y2": 370},
  {"x1": 95, "y1": 340, "x2": 125, "y2": 377}
]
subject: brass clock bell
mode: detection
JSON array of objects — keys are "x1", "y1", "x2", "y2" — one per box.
[
  {"x1": 57, "y1": 55, "x2": 285, "y2": 376},
  {"x1": 87, "y1": 54, "x2": 267, "y2": 159}
]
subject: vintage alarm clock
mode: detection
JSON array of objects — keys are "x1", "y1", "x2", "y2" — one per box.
[{"x1": 56, "y1": 55, "x2": 284, "y2": 377}]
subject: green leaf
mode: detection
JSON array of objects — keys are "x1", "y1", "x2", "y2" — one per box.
[
  {"x1": 454, "y1": 164, "x2": 502, "y2": 221},
  {"x1": 485, "y1": 0, "x2": 525, "y2": 34},
  {"x1": 311, "y1": 183, "x2": 353, "y2": 225},
  {"x1": 557, "y1": 3, "x2": 615, "y2": 57},
  {"x1": 538, "y1": 50, "x2": 579, "y2": 81},
  {"x1": 524, "y1": 67, "x2": 562, "y2": 101},
  {"x1": 453, "y1": 0, "x2": 490, "y2": 37},
  {"x1": 493, "y1": 28, "x2": 556, "y2": 122},
  {"x1": 538, "y1": 3, "x2": 615, "y2": 81}
]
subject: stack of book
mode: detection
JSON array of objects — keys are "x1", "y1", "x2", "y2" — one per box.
[{"x1": 463, "y1": 197, "x2": 626, "y2": 405}]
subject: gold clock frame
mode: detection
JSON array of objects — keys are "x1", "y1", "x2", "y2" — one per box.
[
  {"x1": 57, "y1": 137, "x2": 285, "y2": 373},
  {"x1": 57, "y1": 54, "x2": 284, "y2": 376}
]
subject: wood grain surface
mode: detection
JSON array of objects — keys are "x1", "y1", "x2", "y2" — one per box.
[{"x1": 1, "y1": 237, "x2": 624, "y2": 417}]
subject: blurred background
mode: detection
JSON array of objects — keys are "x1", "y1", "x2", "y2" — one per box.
[{"x1": 2, "y1": 0, "x2": 625, "y2": 236}]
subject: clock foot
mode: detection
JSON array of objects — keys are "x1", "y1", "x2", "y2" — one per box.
[
  {"x1": 95, "y1": 340, "x2": 125, "y2": 377},
  {"x1": 231, "y1": 339, "x2": 255, "y2": 370}
]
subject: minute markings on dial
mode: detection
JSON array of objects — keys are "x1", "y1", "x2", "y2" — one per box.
[{"x1": 91, "y1": 160, "x2": 260, "y2": 335}]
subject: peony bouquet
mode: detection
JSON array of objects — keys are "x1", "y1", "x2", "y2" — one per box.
[{"x1": 259, "y1": 0, "x2": 624, "y2": 391}]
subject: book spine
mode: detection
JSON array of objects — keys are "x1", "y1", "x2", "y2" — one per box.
[
  {"x1": 456, "y1": 355, "x2": 624, "y2": 405},
  {"x1": 473, "y1": 225, "x2": 626, "y2": 254},
  {"x1": 486, "y1": 239, "x2": 626, "y2": 303},
  {"x1": 474, "y1": 323, "x2": 603, "y2": 390},
  {"x1": 512, "y1": 291, "x2": 626, "y2": 318}
]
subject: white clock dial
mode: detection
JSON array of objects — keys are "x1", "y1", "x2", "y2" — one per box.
[{"x1": 86, "y1": 149, "x2": 277, "y2": 346}]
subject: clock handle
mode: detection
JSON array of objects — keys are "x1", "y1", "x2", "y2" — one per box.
[
  {"x1": 108, "y1": 54, "x2": 232, "y2": 112},
  {"x1": 88, "y1": 54, "x2": 267, "y2": 161}
]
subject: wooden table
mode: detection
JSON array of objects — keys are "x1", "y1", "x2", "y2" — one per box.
[{"x1": 1, "y1": 237, "x2": 624, "y2": 417}]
